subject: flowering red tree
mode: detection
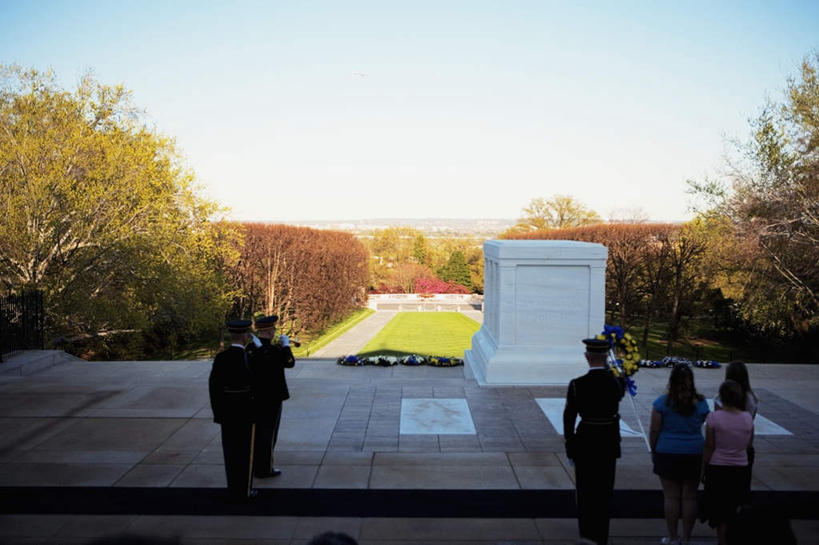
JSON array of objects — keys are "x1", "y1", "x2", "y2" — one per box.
[{"x1": 415, "y1": 276, "x2": 471, "y2": 294}]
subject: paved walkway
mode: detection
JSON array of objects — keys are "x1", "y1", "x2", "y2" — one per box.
[
  {"x1": 1, "y1": 352, "x2": 817, "y2": 544},
  {"x1": 311, "y1": 311, "x2": 397, "y2": 358},
  {"x1": 310, "y1": 310, "x2": 483, "y2": 359}
]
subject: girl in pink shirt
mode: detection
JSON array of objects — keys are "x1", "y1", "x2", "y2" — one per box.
[{"x1": 702, "y1": 380, "x2": 754, "y2": 545}]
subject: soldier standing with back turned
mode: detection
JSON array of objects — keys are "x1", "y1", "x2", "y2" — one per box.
[
  {"x1": 247, "y1": 314, "x2": 295, "y2": 478},
  {"x1": 209, "y1": 319, "x2": 257, "y2": 502},
  {"x1": 563, "y1": 338, "x2": 626, "y2": 545}
]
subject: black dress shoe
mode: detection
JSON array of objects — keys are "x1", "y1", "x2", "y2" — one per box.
[{"x1": 255, "y1": 469, "x2": 282, "y2": 478}]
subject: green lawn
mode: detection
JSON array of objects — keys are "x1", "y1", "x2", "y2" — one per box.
[
  {"x1": 358, "y1": 312, "x2": 480, "y2": 358},
  {"x1": 627, "y1": 321, "x2": 749, "y2": 362}
]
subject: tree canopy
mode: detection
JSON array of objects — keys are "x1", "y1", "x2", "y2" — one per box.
[
  {"x1": 438, "y1": 250, "x2": 472, "y2": 290},
  {"x1": 227, "y1": 223, "x2": 369, "y2": 337},
  {"x1": 0, "y1": 65, "x2": 234, "y2": 350},
  {"x1": 506, "y1": 195, "x2": 601, "y2": 234},
  {"x1": 689, "y1": 53, "x2": 819, "y2": 335}
]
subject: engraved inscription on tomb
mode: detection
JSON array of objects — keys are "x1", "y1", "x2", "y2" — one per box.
[{"x1": 514, "y1": 265, "x2": 589, "y2": 345}]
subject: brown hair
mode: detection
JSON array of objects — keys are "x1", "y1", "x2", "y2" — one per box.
[
  {"x1": 719, "y1": 379, "x2": 747, "y2": 410},
  {"x1": 666, "y1": 363, "x2": 704, "y2": 414},
  {"x1": 725, "y1": 360, "x2": 758, "y2": 405}
]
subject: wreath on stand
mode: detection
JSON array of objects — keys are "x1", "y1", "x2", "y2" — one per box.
[
  {"x1": 599, "y1": 324, "x2": 651, "y2": 451},
  {"x1": 597, "y1": 324, "x2": 640, "y2": 396}
]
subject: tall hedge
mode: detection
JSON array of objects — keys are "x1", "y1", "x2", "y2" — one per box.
[{"x1": 227, "y1": 223, "x2": 369, "y2": 335}]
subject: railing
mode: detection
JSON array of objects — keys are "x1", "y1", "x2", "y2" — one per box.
[
  {"x1": 0, "y1": 290, "x2": 45, "y2": 362},
  {"x1": 369, "y1": 293, "x2": 482, "y2": 302}
]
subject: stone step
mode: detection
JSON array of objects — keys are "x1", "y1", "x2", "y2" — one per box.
[{"x1": 3, "y1": 487, "x2": 817, "y2": 519}]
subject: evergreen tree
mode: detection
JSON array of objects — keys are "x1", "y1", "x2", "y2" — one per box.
[
  {"x1": 411, "y1": 234, "x2": 428, "y2": 265},
  {"x1": 438, "y1": 251, "x2": 472, "y2": 290}
]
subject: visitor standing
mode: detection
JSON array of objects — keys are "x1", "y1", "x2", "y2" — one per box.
[
  {"x1": 713, "y1": 360, "x2": 758, "y2": 495},
  {"x1": 649, "y1": 363, "x2": 709, "y2": 545},
  {"x1": 702, "y1": 379, "x2": 754, "y2": 545},
  {"x1": 209, "y1": 319, "x2": 257, "y2": 502},
  {"x1": 563, "y1": 338, "x2": 626, "y2": 545},
  {"x1": 247, "y1": 314, "x2": 295, "y2": 478}
]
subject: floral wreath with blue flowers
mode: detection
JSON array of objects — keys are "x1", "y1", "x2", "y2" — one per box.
[
  {"x1": 337, "y1": 354, "x2": 463, "y2": 367},
  {"x1": 638, "y1": 356, "x2": 720, "y2": 369},
  {"x1": 597, "y1": 324, "x2": 640, "y2": 396}
]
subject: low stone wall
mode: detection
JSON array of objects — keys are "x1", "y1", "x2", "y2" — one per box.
[{"x1": 368, "y1": 294, "x2": 483, "y2": 312}]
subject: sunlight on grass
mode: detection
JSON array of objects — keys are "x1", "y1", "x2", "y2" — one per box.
[
  {"x1": 358, "y1": 312, "x2": 480, "y2": 358},
  {"x1": 634, "y1": 323, "x2": 742, "y2": 362}
]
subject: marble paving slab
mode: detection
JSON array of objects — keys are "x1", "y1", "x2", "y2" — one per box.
[
  {"x1": 535, "y1": 398, "x2": 643, "y2": 438},
  {"x1": 399, "y1": 398, "x2": 476, "y2": 435}
]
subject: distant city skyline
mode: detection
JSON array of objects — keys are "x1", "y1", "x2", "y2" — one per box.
[
  {"x1": 277, "y1": 217, "x2": 517, "y2": 237},
  {"x1": 2, "y1": 1, "x2": 817, "y2": 222}
]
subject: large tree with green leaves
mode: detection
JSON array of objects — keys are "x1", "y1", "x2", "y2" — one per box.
[
  {"x1": 506, "y1": 195, "x2": 601, "y2": 234},
  {"x1": 0, "y1": 65, "x2": 234, "y2": 350},
  {"x1": 690, "y1": 54, "x2": 819, "y2": 335}
]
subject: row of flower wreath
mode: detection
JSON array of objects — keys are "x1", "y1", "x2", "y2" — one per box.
[
  {"x1": 638, "y1": 356, "x2": 721, "y2": 369},
  {"x1": 337, "y1": 354, "x2": 464, "y2": 367},
  {"x1": 600, "y1": 324, "x2": 720, "y2": 376}
]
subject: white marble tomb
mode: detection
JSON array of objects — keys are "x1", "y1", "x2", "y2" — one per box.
[{"x1": 465, "y1": 240, "x2": 607, "y2": 385}]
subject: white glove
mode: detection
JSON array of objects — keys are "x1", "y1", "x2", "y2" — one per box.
[
  {"x1": 279, "y1": 334, "x2": 290, "y2": 347},
  {"x1": 249, "y1": 333, "x2": 262, "y2": 348}
]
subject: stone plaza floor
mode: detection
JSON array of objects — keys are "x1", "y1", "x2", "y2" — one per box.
[{"x1": 1, "y1": 349, "x2": 818, "y2": 544}]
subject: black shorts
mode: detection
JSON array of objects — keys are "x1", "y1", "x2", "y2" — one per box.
[
  {"x1": 701, "y1": 464, "x2": 751, "y2": 527},
  {"x1": 652, "y1": 452, "x2": 702, "y2": 482}
]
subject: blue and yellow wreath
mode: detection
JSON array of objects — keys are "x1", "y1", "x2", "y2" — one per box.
[{"x1": 597, "y1": 324, "x2": 640, "y2": 396}]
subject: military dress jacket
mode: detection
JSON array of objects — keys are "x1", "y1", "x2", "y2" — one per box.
[
  {"x1": 208, "y1": 346, "x2": 255, "y2": 424},
  {"x1": 247, "y1": 338, "x2": 295, "y2": 426},
  {"x1": 563, "y1": 368, "x2": 626, "y2": 460}
]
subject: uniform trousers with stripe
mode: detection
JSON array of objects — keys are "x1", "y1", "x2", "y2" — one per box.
[
  {"x1": 253, "y1": 402, "x2": 282, "y2": 475},
  {"x1": 220, "y1": 422, "x2": 255, "y2": 499},
  {"x1": 574, "y1": 456, "x2": 617, "y2": 545}
]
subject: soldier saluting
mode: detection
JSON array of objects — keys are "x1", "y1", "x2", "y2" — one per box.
[
  {"x1": 247, "y1": 314, "x2": 295, "y2": 479},
  {"x1": 209, "y1": 319, "x2": 257, "y2": 502},
  {"x1": 563, "y1": 337, "x2": 626, "y2": 545}
]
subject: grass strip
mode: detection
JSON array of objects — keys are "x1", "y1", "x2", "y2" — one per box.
[
  {"x1": 358, "y1": 312, "x2": 480, "y2": 358},
  {"x1": 629, "y1": 322, "x2": 742, "y2": 362},
  {"x1": 293, "y1": 307, "x2": 375, "y2": 357}
]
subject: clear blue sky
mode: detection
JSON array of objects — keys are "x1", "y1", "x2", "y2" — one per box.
[{"x1": 2, "y1": 0, "x2": 817, "y2": 222}]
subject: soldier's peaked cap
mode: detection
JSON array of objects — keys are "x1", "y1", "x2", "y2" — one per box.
[
  {"x1": 582, "y1": 338, "x2": 610, "y2": 353},
  {"x1": 254, "y1": 315, "x2": 279, "y2": 329},
  {"x1": 226, "y1": 320, "x2": 252, "y2": 333}
]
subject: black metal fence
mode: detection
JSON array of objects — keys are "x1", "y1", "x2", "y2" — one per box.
[{"x1": 0, "y1": 290, "x2": 44, "y2": 362}]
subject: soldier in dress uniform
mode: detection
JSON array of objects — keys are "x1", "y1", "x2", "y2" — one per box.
[
  {"x1": 209, "y1": 319, "x2": 257, "y2": 502},
  {"x1": 247, "y1": 314, "x2": 295, "y2": 478},
  {"x1": 563, "y1": 337, "x2": 626, "y2": 545}
]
